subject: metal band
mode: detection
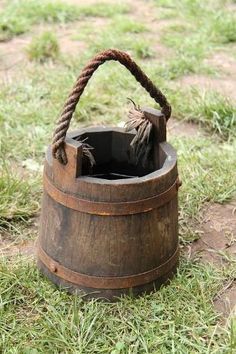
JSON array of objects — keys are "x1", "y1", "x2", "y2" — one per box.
[
  {"x1": 44, "y1": 174, "x2": 180, "y2": 216},
  {"x1": 38, "y1": 245, "x2": 179, "y2": 289}
]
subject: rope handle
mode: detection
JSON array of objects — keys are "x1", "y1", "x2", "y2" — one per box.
[{"x1": 52, "y1": 49, "x2": 172, "y2": 164}]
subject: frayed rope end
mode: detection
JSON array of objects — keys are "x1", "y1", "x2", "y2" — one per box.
[{"x1": 125, "y1": 99, "x2": 153, "y2": 167}]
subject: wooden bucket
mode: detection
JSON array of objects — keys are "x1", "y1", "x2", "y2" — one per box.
[{"x1": 37, "y1": 49, "x2": 181, "y2": 300}]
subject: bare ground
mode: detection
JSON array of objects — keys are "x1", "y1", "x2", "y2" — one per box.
[
  {"x1": 0, "y1": 36, "x2": 29, "y2": 82},
  {"x1": 214, "y1": 281, "x2": 236, "y2": 322},
  {"x1": 179, "y1": 52, "x2": 236, "y2": 101},
  {"x1": 0, "y1": 217, "x2": 38, "y2": 256},
  {"x1": 185, "y1": 201, "x2": 236, "y2": 319},
  {"x1": 167, "y1": 118, "x2": 204, "y2": 138},
  {"x1": 0, "y1": 18, "x2": 109, "y2": 81},
  {"x1": 0, "y1": 239, "x2": 36, "y2": 257},
  {"x1": 186, "y1": 202, "x2": 236, "y2": 265}
]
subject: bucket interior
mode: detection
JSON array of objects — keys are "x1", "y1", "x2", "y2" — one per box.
[{"x1": 74, "y1": 130, "x2": 165, "y2": 180}]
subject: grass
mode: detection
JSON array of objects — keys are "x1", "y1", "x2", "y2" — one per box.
[
  {"x1": 157, "y1": 56, "x2": 214, "y2": 81},
  {"x1": 175, "y1": 137, "x2": 236, "y2": 242},
  {"x1": 0, "y1": 0, "x2": 130, "y2": 40},
  {"x1": 73, "y1": 18, "x2": 152, "y2": 59},
  {"x1": 0, "y1": 168, "x2": 40, "y2": 228},
  {"x1": 0, "y1": 0, "x2": 79, "y2": 40},
  {"x1": 0, "y1": 256, "x2": 235, "y2": 352},
  {"x1": 77, "y1": 2, "x2": 129, "y2": 18},
  {"x1": 132, "y1": 40, "x2": 154, "y2": 59},
  {"x1": 26, "y1": 31, "x2": 60, "y2": 62},
  {"x1": 157, "y1": 0, "x2": 236, "y2": 79},
  {"x1": 211, "y1": 12, "x2": 236, "y2": 44},
  {"x1": 167, "y1": 88, "x2": 236, "y2": 139},
  {"x1": 110, "y1": 16, "x2": 147, "y2": 34},
  {"x1": 0, "y1": 62, "x2": 235, "y2": 237},
  {"x1": 0, "y1": 0, "x2": 235, "y2": 352},
  {"x1": 184, "y1": 90, "x2": 236, "y2": 139}
]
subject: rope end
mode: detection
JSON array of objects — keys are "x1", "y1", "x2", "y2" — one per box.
[{"x1": 125, "y1": 102, "x2": 153, "y2": 167}]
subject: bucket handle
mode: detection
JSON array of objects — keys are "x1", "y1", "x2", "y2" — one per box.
[{"x1": 52, "y1": 49, "x2": 171, "y2": 164}]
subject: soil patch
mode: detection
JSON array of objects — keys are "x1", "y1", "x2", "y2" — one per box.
[
  {"x1": 214, "y1": 281, "x2": 236, "y2": 321},
  {"x1": 180, "y1": 52, "x2": 236, "y2": 101},
  {"x1": 129, "y1": 0, "x2": 177, "y2": 59},
  {"x1": 0, "y1": 36, "x2": 28, "y2": 82},
  {"x1": 130, "y1": 0, "x2": 157, "y2": 19},
  {"x1": 186, "y1": 202, "x2": 236, "y2": 266},
  {"x1": 185, "y1": 201, "x2": 236, "y2": 320},
  {"x1": 0, "y1": 18, "x2": 105, "y2": 82},
  {"x1": 206, "y1": 52, "x2": 236, "y2": 77},
  {"x1": 226, "y1": 3, "x2": 236, "y2": 13},
  {"x1": 167, "y1": 118, "x2": 204, "y2": 138},
  {"x1": 0, "y1": 217, "x2": 39, "y2": 256},
  {"x1": 0, "y1": 239, "x2": 36, "y2": 257},
  {"x1": 52, "y1": 26, "x2": 87, "y2": 57}
]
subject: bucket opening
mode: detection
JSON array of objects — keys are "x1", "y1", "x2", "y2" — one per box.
[{"x1": 74, "y1": 130, "x2": 164, "y2": 180}]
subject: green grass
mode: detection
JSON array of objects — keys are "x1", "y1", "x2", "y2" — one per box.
[
  {"x1": 184, "y1": 90, "x2": 236, "y2": 139},
  {"x1": 167, "y1": 88, "x2": 236, "y2": 139},
  {"x1": 157, "y1": 55, "x2": 214, "y2": 80},
  {"x1": 157, "y1": 0, "x2": 236, "y2": 78},
  {"x1": 175, "y1": 137, "x2": 236, "y2": 242},
  {"x1": 0, "y1": 169, "x2": 40, "y2": 227},
  {"x1": 0, "y1": 0, "x2": 130, "y2": 40},
  {"x1": 0, "y1": 0, "x2": 79, "y2": 40},
  {"x1": 0, "y1": 256, "x2": 235, "y2": 353},
  {"x1": 26, "y1": 31, "x2": 60, "y2": 62},
  {"x1": 132, "y1": 40, "x2": 154, "y2": 59},
  {"x1": 73, "y1": 17, "x2": 152, "y2": 59},
  {"x1": 0, "y1": 0, "x2": 236, "y2": 351},
  {"x1": 110, "y1": 16, "x2": 147, "y2": 34},
  {"x1": 77, "y1": 2, "x2": 129, "y2": 18},
  {"x1": 210, "y1": 12, "x2": 236, "y2": 44}
]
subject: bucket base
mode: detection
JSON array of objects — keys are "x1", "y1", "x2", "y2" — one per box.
[{"x1": 37, "y1": 258, "x2": 178, "y2": 302}]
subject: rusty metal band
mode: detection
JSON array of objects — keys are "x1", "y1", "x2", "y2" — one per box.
[
  {"x1": 43, "y1": 174, "x2": 179, "y2": 216},
  {"x1": 38, "y1": 245, "x2": 179, "y2": 289}
]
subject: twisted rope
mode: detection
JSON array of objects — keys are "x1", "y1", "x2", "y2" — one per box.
[{"x1": 52, "y1": 49, "x2": 171, "y2": 164}]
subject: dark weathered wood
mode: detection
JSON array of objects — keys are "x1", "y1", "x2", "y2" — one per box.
[
  {"x1": 142, "y1": 107, "x2": 166, "y2": 169},
  {"x1": 38, "y1": 109, "x2": 179, "y2": 301}
]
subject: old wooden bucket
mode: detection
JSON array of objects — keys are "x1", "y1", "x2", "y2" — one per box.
[{"x1": 37, "y1": 49, "x2": 181, "y2": 300}]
